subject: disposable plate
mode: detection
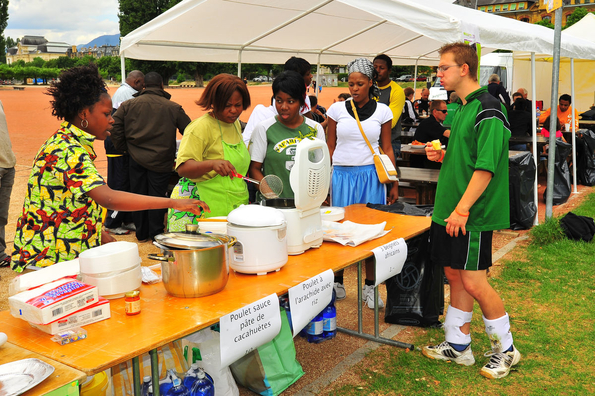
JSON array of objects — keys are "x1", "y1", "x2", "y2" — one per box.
[{"x1": 0, "y1": 358, "x2": 55, "y2": 396}]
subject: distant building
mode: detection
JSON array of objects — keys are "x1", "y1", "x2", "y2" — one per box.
[
  {"x1": 71, "y1": 44, "x2": 120, "y2": 59},
  {"x1": 6, "y1": 35, "x2": 73, "y2": 65},
  {"x1": 455, "y1": 1, "x2": 595, "y2": 25}
]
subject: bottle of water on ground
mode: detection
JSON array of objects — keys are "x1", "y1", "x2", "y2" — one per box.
[
  {"x1": 305, "y1": 311, "x2": 324, "y2": 343},
  {"x1": 142, "y1": 376, "x2": 152, "y2": 396},
  {"x1": 165, "y1": 377, "x2": 190, "y2": 396},
  {"x1": 183, "y1": 363, "x2": 214, "y2": 394},
  {"x1": 190, "y1": 369, "x2": 215, "y2": 396},
  {"x1": 159, "y1": 369, "x2": 179, "y2": 395},
  {"x1": 323, "y1": 289, "x2": 337, "y2": 339}
]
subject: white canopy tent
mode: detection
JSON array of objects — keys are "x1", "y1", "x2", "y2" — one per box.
[
  {"x1": 512, "y1": 14, "x2": 595, "y2": 200},
  {"x1": 120, "y1": 0, "x2": 595, "y2": 72},
  {"x1": 514, "y1": 13, "x2": 595, "y2": 112},
  {"x1": 119, "y1": 0, "x2": 595, "y2": 226}
]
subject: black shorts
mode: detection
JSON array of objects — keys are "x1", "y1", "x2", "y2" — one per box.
[{"x1": 430, "y1": 222, "x2": 493, "y2": 271}]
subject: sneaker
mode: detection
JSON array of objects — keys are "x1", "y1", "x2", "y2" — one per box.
[
  {"x1": 0, "y1": 256, "x2": 10, "y2": 267},
  {"x1": 422, "y1": 341, "x2": 476, "y2": 366},
  {"x1": 105, "y1": 227, "x2": 130, "y2": 235},
  {"x1": 362, "y1": 284, "x2": 384, "y2": 309},
  {"x1": 333, "y1": 282, "x2": 346, "y2": 300},
  {"x1": 122, "y1": 222, "x2": 136, "y2": 231},
  {"x1": 480, "y1": 346, "x2": 521, "y2": 379}
]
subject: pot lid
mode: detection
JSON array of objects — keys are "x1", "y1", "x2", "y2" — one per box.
[
  {"x1": 227, "y1": 204, "x2": 285, "y2": 227},
  {"x1": 154, "y1": 232, "x2": 223, "y2": 250}
]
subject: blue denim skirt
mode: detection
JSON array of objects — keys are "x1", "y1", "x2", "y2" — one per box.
[{"x1": 331, "y1": 164, "x2": 386, "y2": 207}]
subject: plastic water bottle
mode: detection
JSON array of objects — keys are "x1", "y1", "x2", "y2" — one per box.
[
  {"x1": 159, "y1": 369, "x2": 177, "y2": 395},
  {"x1": 147, "y1": 385, "x2": 154, "y2": 396},
  {"x1": 183, "y1": 364, "x2": 214, "y2": 391},
  {"x1": 142, "y1": 376, "x2": 152, "y2": 396},
  {"x1": 323, "y1": 290, "x2": 337, "y2": 339},
  {"x1": 305, "y1": 312, "x2": 324, "y2": 343},
  {"x1": 165, "y1": 377, "x2": 190, "y2": 396},
  {"x1": 536, "y1": 107, "x2": 541, "y2": 117},
  {"x1": 190, "y1": 370, "x2": 215, "y2": 396}
]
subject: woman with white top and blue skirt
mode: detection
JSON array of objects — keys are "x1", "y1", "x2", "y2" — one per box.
[{"x1": 326, "y1": 57, "x2": 399, "y2": 309}]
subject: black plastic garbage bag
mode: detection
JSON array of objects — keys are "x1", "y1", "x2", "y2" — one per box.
[
  {"x1": 384, "y1": 231, "x2": 443, "y2": 328},
  {"x1": 509, "y1": 151, "x2": 536, "y2": 230},
  {"x1": 366, "y1": 202, "x2": 433, "y2": 217},
  {"x1": 576, "y1": 129, "x2": 595, "y2": 186},
  {"x1": 543, "y1": 139, "x2": 572, "y2": 205}
]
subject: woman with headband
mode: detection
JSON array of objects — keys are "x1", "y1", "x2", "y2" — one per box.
[{"x1": 326, "y1": 57, "x2": 399, "y2": 308}]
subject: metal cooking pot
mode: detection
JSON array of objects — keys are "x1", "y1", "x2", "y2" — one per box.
[{"x1": 148, "y1": 227, "x2": 236, "y2": 298}]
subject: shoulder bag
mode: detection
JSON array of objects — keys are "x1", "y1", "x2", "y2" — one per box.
[{"x1": 350, "y1": 101, "x2": 399, "y2": 184}]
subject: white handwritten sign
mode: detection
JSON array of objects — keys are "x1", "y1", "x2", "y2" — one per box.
[
  {"x1": 219, "y1": 294, "x2": 281, "y2": 367},
  {"x1": 372, "y1": 238, "x2": 407, "y2": 287},
  {"x1": 288, "y1": 269, "x2": 334, "y2": 337}
]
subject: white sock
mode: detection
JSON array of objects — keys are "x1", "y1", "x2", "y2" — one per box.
[
  {"x1": 483, "y1": 313, "x2": 514, "y2": 353},
  {"x1": 444, "y1": 305, "x2": 473, "y2": 346}
]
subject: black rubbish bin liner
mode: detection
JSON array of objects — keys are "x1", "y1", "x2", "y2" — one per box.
[
  {"x1": 384, "y1": 231, "x2": 443, "y2": 328},
  {"x1": 576, "y1": 129, "x2": 595, "y2": 186},
  {"x1": 543, "y1": 139, "x2": 572, "y2": 205},
  {"x1": 509, "y1": 151, "x2": 536, "y2": 230}
]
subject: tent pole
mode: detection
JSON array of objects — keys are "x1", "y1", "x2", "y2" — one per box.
[
  {"x1": 237, "y1": 50, "x2": 242, "y2": 78},
  {"x1": 316, "y1": 54, "x2": 321, "y2": 99},
  {"x1": 545, "y1": 7, "x2": 563, "y2": 220},
  {"x1": 413, "y1": 60, "x2": 419, "y2": 100},
  {"x1": 531, "y1": 52, "x2": 539, "y2": 226},
  {"x1": 120, "y1": 55, "x2": 126, "y2": 83},
  {"x1": 571, "y1": 58, "x2": 577, "y2": 193}
]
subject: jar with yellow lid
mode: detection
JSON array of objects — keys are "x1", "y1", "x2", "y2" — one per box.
[{"x1": 125, "y1": 290, "x2": 141, "y2": 315}]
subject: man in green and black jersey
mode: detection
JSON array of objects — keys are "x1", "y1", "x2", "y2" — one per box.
[{"x1": 421, "y1": 42, "x2": 521, "y2": 380}]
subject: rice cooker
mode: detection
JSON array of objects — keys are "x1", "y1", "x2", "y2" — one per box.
[{"x1": 226, "y1": 205, "x2": 288, "y2": 275}]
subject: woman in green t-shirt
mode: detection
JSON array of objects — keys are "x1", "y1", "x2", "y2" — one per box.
[{"x1": 248, "y1": 71, "x2": 325, "y2": 200}]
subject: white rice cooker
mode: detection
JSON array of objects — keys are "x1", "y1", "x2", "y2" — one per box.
[{"x1": 226, "y1": 205, "x2": 288, "y2": 275}]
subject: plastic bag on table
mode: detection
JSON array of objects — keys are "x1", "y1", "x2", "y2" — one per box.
[
  {"x1": 230, "y1": 308, "x2": 303, "y2": 396},
  {"x1": 543, "y1": 139, "x2": 572, "y2": 205},
  {"x1": 110, "y1": 341, "x2": 189, "y2": 395},
  {"x1": 509, "y1": 151, "x2": 536, "y2": 230},
  {"x1": 182, "y1": 327, "x2": 240, "y2": 396},
  {"x1": 384, "y1": 231, "x2": 443, "y2": 328}
]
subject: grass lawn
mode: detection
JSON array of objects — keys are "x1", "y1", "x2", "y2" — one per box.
[{"x1": 328, "y1": 192, "x2": 595, "y2": 395}]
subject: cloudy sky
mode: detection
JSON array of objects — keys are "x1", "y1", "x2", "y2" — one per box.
[{"x1": 5, "y1": 0, "x2": 120, "y2": 46}]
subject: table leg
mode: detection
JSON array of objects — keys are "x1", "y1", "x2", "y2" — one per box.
[
  {"x1": 150, "y1": 349, "x2": 160, "y2": 396},
  {"x1": 132, "y1": 356, "x2": 142, "y2": 396},
  {"x1": 336, "y1": 260, "x2": 414, "y2": 350},
  {"x1": 357, "y1": 261, "x2": 363, "y2": 334}
]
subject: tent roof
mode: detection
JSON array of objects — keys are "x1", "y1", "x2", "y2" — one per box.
[
  {"x1": 563, "y1": 12, "x2": 595, "y2": 43},
  {"x1": 120, "y1": 0, "x2": 595, "y2": 66}
]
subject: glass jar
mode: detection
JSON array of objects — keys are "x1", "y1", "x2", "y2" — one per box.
[{"x1": 125, "y1": 290, "x2": 141, "y2": 315}]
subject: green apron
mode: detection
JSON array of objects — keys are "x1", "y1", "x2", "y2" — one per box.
[{"x1": 195, "y1": 120, "x2": 249, "y2": 218}]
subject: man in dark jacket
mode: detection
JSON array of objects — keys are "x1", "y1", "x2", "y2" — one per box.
[
  {"x1": 487, "y1": 74, "x2": 510, "y2": 109},
  {"x1": 111, "y1": 72, "x2": 191, "y2": 242}
]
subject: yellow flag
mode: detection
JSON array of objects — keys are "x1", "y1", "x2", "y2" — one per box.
[{"x1": 545, "y1": 0, "x2": 563, "y2": 13}]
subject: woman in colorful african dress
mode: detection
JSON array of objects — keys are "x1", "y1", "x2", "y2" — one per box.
[{"x1": 10, "y1": 64, "x2": 209, "y2": 273}]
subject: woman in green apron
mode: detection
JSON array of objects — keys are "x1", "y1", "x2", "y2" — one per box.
[{"x1": 168, "y1": 74, "x2": 251, "y2": 231}]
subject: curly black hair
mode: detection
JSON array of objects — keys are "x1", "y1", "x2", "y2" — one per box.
[{"x1": 46, "y1": 63, "x2": 107, "y2": 121}]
